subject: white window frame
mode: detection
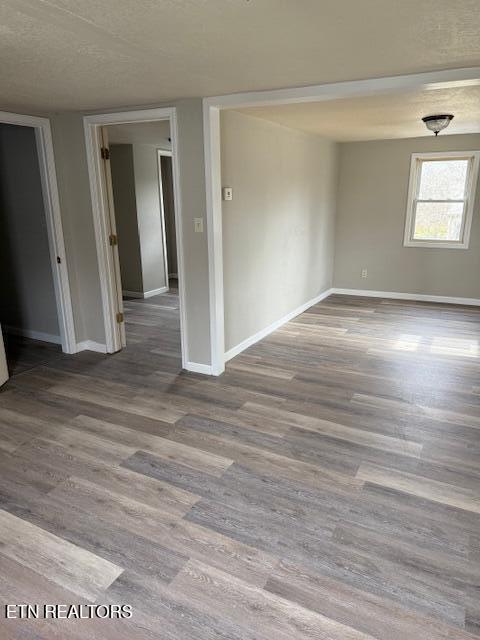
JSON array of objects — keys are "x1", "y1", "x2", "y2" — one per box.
[{"x1": 404, "y1": 150, "x2": 480, "y2": 249}]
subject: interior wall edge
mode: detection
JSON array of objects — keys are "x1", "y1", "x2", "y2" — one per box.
[
  {"x1": 221, "y1": 109, "x2": 338, "y2": 354},
  {"x1": 224, "y1": 287, "x2": 334, "y2": 362}
]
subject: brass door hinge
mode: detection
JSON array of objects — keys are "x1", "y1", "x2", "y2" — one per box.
[
  {"x1": 100, "y1": 146, "x2": 110, "y2": 160},
  {"x1": 116, "y1": 312, "x2": 124, "y2": 323},
  {"x1": 109, "y1": 234, "x2": 118, "y2": 246}
]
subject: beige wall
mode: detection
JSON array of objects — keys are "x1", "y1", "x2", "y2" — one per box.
[
  {"x1": 110, "y1": 144, "x2": 144, "y2": 294},
  {"x1": 111, "y1": 143, "x2": 168, "y2": 295},
  {"x1": 49, "y1": 99, "x2": 212, "y2": 364},
  {"x1": 132, "y1": 144, "x2": 167, "y2": 294},
  {"x1": 221, "y1": 110, "x2": 338, "y2": 352},
  {"x1": 334, "y1": 134, "x2": 480, "y2": 299},
  {"x1": 174, "y1": 100, "x2": 211, "y2": 364}
]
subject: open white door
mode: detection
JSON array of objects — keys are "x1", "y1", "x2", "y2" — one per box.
[
  {"x1": 99, "y1": 126, "x2": 126, "y2": 348},
  {"x1": 0, "y1": 326, "x2": 9, "y2": 387}
]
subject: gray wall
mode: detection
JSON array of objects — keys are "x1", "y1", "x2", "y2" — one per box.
[
  {"x1": 333, "y1": 134, "x2": 480, "y2": 298},
  {"x1": 110, "y1": 144, "x2": 144, "y2": 293},
  {"x1": 0, "y1": 124, "x2": 59, "y2": 339},
  {"x1": 132, "y1": 144, "x2": 167, "y2": 293},
  {"x1": 174, "y1": 99, "x2": 211, "y2": 364},
  {"x1": 49, "y1": 99, "x2": 212, "y2": 364},
  {"x1": 221, "y1": 110, "x2": 338, "y2": 352}
]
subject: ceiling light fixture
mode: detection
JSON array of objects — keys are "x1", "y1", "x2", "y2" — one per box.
[{"x1": 422, "y1": 114, "x2": 454, "y2": 136}]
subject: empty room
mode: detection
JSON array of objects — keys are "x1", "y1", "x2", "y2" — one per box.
[
  {"x1": 0, "y1": 120, "x2": 73, "y2": 377},
  {"x1": 0, "y1": 2, "x2": 479, "y2": 639}
]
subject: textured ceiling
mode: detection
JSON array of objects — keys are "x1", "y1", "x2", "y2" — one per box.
[
  {"x1": 107, "y1": 121, "x2": 171, "y2": 146},
  {"x1": 1, "y1": 0, "x2": 480, "y2": 112},
  {"x1": 236, "y1": 86, "x2": 480, "y2": 141}
]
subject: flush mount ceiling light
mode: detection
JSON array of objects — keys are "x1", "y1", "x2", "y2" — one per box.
[{"x1": 422, "y1": 114, "x2": 454, "y2": 136}]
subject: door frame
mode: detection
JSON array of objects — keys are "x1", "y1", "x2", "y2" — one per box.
[
  {"x1": 0, "y1": 110, "x2": 76, "y2": 353},
  {"x1": 203, "y1": 66, "x2": 480, "y2": 374},
  {"x1": 157, "y1": 148, "x2": 173, "y2": 291},
  {"x1": 83, "y1": 107, "x2": 188, "y2": 367}
]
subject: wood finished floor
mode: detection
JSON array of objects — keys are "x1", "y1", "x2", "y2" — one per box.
[
  {"x1": 3, "y1": 333, "x2": 63, "y2": 377},
  {"x1": 1, "y1": 293, "x2": 480, "y2": 639}
]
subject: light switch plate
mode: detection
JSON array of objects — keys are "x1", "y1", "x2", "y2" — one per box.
[
  {"x1": 222, "y1": 186, "x2": 233, "y2": 201},
  {"x1": 194, "y1": 217, "x2": 204, "y2": 233}
]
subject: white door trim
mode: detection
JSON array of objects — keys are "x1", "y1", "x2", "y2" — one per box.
[
  {"x1": 203, "y1": 104, "x2": 224, "y2": 375},
  {"x1": 0, "y1": 323, "x2": 9, "y2": 387},
  {"x1": 83, "y1": 107, "x2": 189, "y2": 369},
  {"x1": 157, "y1": 149, "x2": 171, "y2": 294},
  {"x1": 0, "y1": 110, "x2": 76, "y2": 353},
  {"x1": 202, "y1": 66, "x2": 480, "y2": 373}
]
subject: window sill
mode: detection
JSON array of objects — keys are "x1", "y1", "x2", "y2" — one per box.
[{"x1": 403, "y1": 239, "x2": 469, "y2": 249}]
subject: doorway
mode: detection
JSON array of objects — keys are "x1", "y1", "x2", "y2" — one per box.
[
  {"x1": 0, "y1": 112, "x2": 75, "y2": 382},
  {"x1": 158, "y1": 149, "x2": 178, "y2": 290},
  {"x1": 84, "y1": 109, "x2": 187, "y2": 367}
]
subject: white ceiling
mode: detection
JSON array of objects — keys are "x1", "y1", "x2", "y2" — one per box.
[
  {"x1": 107, "y1": 121, "x2": 171, "y2": 147},
  {"x1": 236, "y1": 85, "x2": 480, "y2": 141},
  {"x1": 1, "y1": 1, "x2": 480, "y2": 112}
]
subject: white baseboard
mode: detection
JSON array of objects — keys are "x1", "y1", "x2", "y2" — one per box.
[
  {"x1": 76, "y1": 340, "x2": 108, "y2": 353},
  {"x1": 123, "y1": 286, "x2": 169, "y2": 299},
  {"x1": 144, "y1": 286, "x2": 169, "y2": 298},
  {"x1": 331, "y1": 288, "x2": 480, "y2": 307},
  {"x1": 224, "y1": 288, "x2": 334, "y2": 362},
  {"x1": 185, "y1": 361, "x2": 213, "y2": 375},
  {"x1": 3, "y1": 326, "x2": 61, "y2": 345}
]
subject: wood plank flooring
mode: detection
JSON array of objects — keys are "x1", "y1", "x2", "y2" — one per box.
[
  {"x1": 1, "y1": 292, "x2": 480, "y2": 638},
  {"x1": 2, "y1": 333, "x2": 63, "y2": 377}
]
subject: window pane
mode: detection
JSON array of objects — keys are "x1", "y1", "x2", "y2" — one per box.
[
  {"x1": 418, "y1": 159, "x2": 468, "y2": 200},
  {"x1": 413, "y1": 202, "x2": 464, "y2": 241}
]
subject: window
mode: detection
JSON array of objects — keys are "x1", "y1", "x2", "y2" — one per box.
[{"x1": 404, "y1": 151, "x2": 479, "y2": 249}]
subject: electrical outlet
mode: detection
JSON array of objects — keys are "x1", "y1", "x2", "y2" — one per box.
[{"x1": 361, "y1": 268, "x2": 368, "y2": 279}]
